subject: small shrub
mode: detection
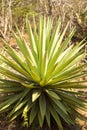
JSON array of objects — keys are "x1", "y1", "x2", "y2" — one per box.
[{"x1": 0, "y1": 16, "x2": 87, "y2": 130}]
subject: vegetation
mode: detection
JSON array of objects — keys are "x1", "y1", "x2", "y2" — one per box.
[{"x1": 0, "y1": 16, "x2": 87, "y2": 130}]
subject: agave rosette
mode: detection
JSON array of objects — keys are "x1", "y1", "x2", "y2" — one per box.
[{"x1": 0, "y1": 16, "x2": 87, "y2": 130}]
